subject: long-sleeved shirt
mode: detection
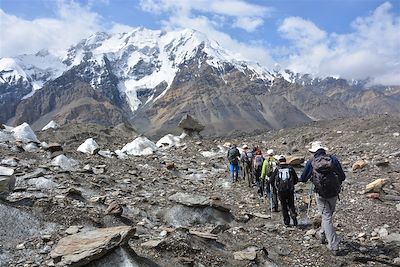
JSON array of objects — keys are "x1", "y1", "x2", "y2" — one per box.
[
  {"x1": 300, "y1": 150, "x2": 346, "y2": 183},
  {"x1": 261, "y1": 156, "x2": 276, "y2": 178}
]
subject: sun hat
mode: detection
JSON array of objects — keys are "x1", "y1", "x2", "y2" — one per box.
[
  {"x1": 308, "y1": 141, "x2": 328, "y2": 153},
  {"x1": 266, "y1": 149, "x2": 274, "y2": 156},
  {"x1": 242, "y1": 144, "x2": 249, "y2": 149}
]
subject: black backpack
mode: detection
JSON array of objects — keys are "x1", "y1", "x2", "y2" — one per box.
[
  {"x1": 227, "y1": 147, "x2": 239, "y2": 164},
  {"x1": 311, "y1": 156, "x2": 341, "y2": 198},
  {"x1": 275, "y1": 167, "x2": 294, "y2": 192}
]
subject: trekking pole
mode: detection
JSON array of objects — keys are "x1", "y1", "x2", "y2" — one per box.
[{"x1": 306, "y1": 184, "x2": 314, "y2": 218}]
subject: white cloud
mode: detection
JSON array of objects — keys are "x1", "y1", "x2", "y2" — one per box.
[
  {"x1": 0, "y1": 1, "x2": 101, "y2": 57},
  {"x1": 277, "y1": 2, "x2": 400, "y2": 85},
  {"x1": 278, "y1": 17, "x2": 327, "y2": 47},
  {"x1": 233, "y1": 16, "x2": 264, "y2": 32}
]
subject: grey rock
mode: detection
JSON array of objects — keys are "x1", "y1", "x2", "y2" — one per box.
[
  {"x1": 168, "y1": 192, "x2": 210, "y2": 207},
  {"x1": 51, "y1": 226, "x2": 135, "y2": 266},
  {"x1": 141, "y1": 239, "x2": 164, "y2": 248},
  {"x1": 27, "y1": 177, "x2": 58, "y2": 190},
  {"x1": 0, "y1": 166, "x2": 15, "y2": 193},
  {"x1": 178, "y1": 114, "x2": 205, "y2": 132}
]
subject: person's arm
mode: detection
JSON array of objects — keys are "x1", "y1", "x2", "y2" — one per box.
[
  {"x1": 291, "y1": 167, "x2": 299, "y2": 185},
  {"x1": 300, "y1": 160, "x2": 313, "y2": 182},
  {"x1": 261, "y1": 160, "x2": 267, "y2": 178},
  {"x1": 270, "y1": 168, "x2": 278, "y2": 185},
  {"x1": 331, "y1": 155, "x2": 346, "y2": 183}
]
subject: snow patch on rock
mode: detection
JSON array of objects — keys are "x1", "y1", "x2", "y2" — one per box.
[
  {"x1": 51, "y1": 155, "x2": 79, "y2": 171},
  {"x1": 42, "y1": 121, "x2": 60, "y2": 131},
  {"x1": 77, "y1": 138, "x2": 100, "y2": 155},
  {"x1": 156, "y1": 134, "x2": 184, "y2": 149},
  {"x1": 120, "y1": 137, "x2": 157, "y2": 156},
  {"x1": 11, "y1": 123, "x2": 39, "y2": 143}
]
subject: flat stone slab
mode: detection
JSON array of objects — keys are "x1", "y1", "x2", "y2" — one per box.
[
  {"x1": 51, "y1": 226, "x2": 135, "y2": 267},
  {"x1": 168, "y1": 192, "x2": 210, "y2": 207}
]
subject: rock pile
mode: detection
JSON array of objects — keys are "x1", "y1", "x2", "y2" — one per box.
[{"x1": 0, "y1": 114, "x2": 399, "y2": 266}]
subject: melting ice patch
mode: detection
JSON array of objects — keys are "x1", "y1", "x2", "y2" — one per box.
[{"x1": 120, "y1": 137, "x2": 157, "y2": 156}]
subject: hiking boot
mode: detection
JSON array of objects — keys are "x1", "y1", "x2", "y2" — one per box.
[
  {"x1": 292, "y1": 217, "x2": 298, "y2": 226},
  {"x1": 317, "y1": 232, "x2": 327, "y2": 244},
  {"x1": 330, "y1": 249, "x2": 344, "y2": 256},
  {"x1": 272, "y1": 208, "x2": 279, "y2": 212}
]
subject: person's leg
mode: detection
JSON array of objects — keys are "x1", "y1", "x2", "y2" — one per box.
[
  {"x1": 272, "y1": 186, "x2": 279, "y2": 211},
  {"x1": 234, "y1": 164, "x2": 239, "y2": 182},
  {"x1": 279, "y1": 193, "x2": 290, "y2": 225},
  {"x1": 229, "y1": 163, "x2": 235, "y2": 182},
  {"x1": 316, "y1": 194, "x2": 339, "y2": 251},
  {"x1": 288, "y1": 192, "x2": 298, "y2": 226}
]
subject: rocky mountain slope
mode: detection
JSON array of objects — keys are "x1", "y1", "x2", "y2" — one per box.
[
  {"x1": 1, "y1": 28, "x2": 399, "y2": 137},
  {"x1": 1, "y1": 114, "x2": 399, "y2": 266}
]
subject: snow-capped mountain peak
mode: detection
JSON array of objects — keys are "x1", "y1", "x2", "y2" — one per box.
[{"x1": 1, "y1": 27, "x2": 277, "y2": 113}]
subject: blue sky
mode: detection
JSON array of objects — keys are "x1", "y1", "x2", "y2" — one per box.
[{"x1": 1, "y1": 0, "x2": 399, "y2": 84}]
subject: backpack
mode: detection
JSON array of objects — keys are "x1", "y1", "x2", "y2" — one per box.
[
  {"x1": 311, "y1": 156, "x2": 341, "y2": 198},
  {"x1": 275, "y1": 167, "x2": 294, "y2": 192},
  {"x1": 266, "y1": 158, "x2": 276, "y2": 177},
  {"x1": 227, "y1": 147, "x2": 239, "y2": 164},
  {"x1": 244, "y1": 151, "x2": 253, "y2": 165},
  {"x1": 254, "y1": 155, "x2": 264, "y2": 172}
]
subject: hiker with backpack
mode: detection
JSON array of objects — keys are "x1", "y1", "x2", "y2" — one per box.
[
  {"x1": 271, "y1": 155, "x2": 298, "y2": 226},
  {"x1": 253, "y1": 149, "x2": 264, "y2": 196},
  {"x1": 227, "y1": 144, "x2": 241, "y2": 183},
  {"x1": 240, "y1": 145, "x2": 254, "y2": 187},
  {"x1": 261, "y1": 149, "x2": 278, "y2": 211},
  {"x1": 300, "y1": 142, "x2": 346, "y2": 256}
]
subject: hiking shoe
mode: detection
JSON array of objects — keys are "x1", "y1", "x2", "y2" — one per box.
[{"x1": 317, "y1": 231, "x2": 327, "y2": 244}]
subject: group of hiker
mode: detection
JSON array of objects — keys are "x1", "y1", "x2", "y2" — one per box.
[{"x1": 226, "y1": 141, "x2": 346, "y2": 256}]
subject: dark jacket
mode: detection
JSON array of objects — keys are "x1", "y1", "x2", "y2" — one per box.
[
  {"x1": 300, "y1": 150, "x2": 346, "y2": 183},
  {"x1": 271, "y1": 163, "x2": 298, "y2": 192},
  {"x1": 227, "y1": 146, "x2": 240, "y2": 164}
]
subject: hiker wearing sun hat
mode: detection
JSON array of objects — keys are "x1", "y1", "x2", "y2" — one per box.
[
  {"x1": 300, "y1": 141, "x2": 346, "y2": 256},
  {"x1": 240, "y1": 144, "x2": 254, "y2": 187}
]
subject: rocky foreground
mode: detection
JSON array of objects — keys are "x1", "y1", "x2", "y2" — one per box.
[{"x1": 0, "y1": 114, "x2": 399, "y2": 267}]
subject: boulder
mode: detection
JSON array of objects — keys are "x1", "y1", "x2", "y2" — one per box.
[
  {"x1": 364, "y1": 179, "x2": 386, "y2": 193},
  {"x1": 46, "y1": 143, "x2": 63, "y2": 153},
  {"x1": 11, "y1": 122, "x2": 40, "y2": 143},
  {"x1": 141, "y1": 239, "x2": 164, "y2": 249},
  {"x1": 352, "y1": 160, "x2": 367, "y2": 171},
  {"x1": 233, "y1": 248, "x2": 257, "y2": 261},
  {"x1": 120, "y1": 137, "x2": 157, "y2": 156},
  {"x1": 77, "y1": 138, "x2": 100, "y2": 155},
  {"x1": 42, "y1": 120, "x2": 60, "y2": 131},
  {"x1": 286, "y1": 156, "x2": 304, "y2": 166},
  {"x1": 178, "y1": 114, "x2": 204, "y2": 136},
  {"x1": 51, "y1": 155, "x2": 79, "y2": 171},
  {"x1": 168, "y1": 192, "x2": 210, "y2": 207},
  {"x1": 50, "y1": 226, "x2": 135, "y2": 267},
  {"x1": 105, "y1": 202, "x2": 123, "y2": 216},
  {"x1": 0, "y1": 166, "x2": 15, "y2": 193}
]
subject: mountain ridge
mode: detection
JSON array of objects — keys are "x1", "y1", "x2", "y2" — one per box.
[{"x1": 1, "y1": 27, "x2": 399, "y2": 136}]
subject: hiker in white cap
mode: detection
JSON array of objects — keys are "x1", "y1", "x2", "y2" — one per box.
[
  {"x1": 300, "y1": 141, "x2": 346, "y2": 256},
  {"x1": 240, "y1": 145, "x2": 254, "y2": 187},
  {"x1": 261, "y1": 149, "x2": 278, "y2": 211}
]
